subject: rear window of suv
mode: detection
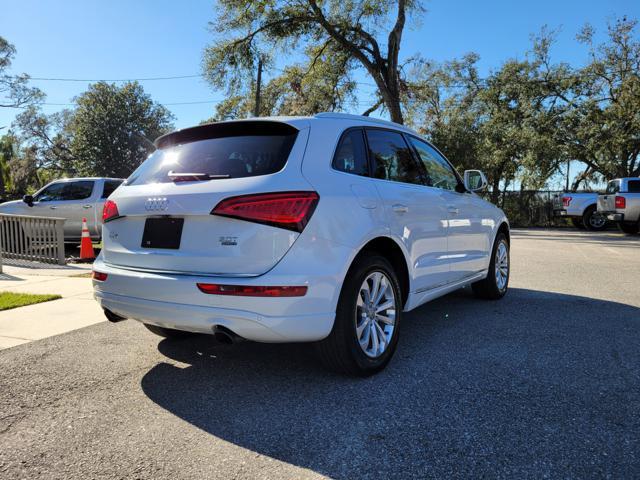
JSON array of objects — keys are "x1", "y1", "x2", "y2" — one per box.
[{"x1": 126, "y1": 122, "x2": 298, "y2": 185}]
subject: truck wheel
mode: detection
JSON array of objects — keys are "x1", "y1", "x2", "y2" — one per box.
[
  {"x1": 583, "y1": 205, "x2": 607, "y2": 231},
  {"x1": 472, "y1": 232, "x2": 510, "y2": 300},
  {"x1": 617, "y1": 222, "x2": 639, "y2": 235},
  {"x1": 571, "y1": 218, "x2": 585, "y2": 229},
  {"x1": 143, "y1": 324, "x2": 193, "y2": 339},
  {"x1": 316, "y1": 255, "x2": 402, "y2": 376}
]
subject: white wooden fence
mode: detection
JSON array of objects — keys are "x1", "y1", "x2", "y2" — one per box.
[{"x1": 0, "y1": 213, "x2": 66, "y2": 266}]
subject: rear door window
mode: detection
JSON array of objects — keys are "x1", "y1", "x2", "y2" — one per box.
[
  {"x1": 101, "y1": 180, "x2": 123, "y2": 198},
  {"x1": 62, "y1": 181, "x2": 94, "y2": 200},
  {"x1": 126, "y1": 123, "x2": 298, "y2": 185},
  {"x1": 365, "y1": 129, "x2": 424, "y2": 185},
  {"x1": 627, "y1": 180, "x2": 640, "y2": 193},
  {"x1": 332, "y1": 129, "x2": 369, "y2": 176}
]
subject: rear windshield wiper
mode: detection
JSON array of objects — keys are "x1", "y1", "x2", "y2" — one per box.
[{"x1": 167, "y1": 171, "x2": 231, "y2": 181}]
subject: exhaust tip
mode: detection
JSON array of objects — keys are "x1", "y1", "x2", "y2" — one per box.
[
  {"x1": 103, "y1": 308, "x2": 127, "y2": 323},
  {"x1": 212, "y1": 325, "x2": 242, "y2": 344}
]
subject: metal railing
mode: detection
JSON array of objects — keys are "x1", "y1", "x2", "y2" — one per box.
[{"x1": 0, "y1": 213, "x2": 66, "y2": 265}]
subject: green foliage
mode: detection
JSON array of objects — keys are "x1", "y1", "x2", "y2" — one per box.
[
  {"x1": 202, "y1": 0, "x2": 420, "y2": 123},
  {"x1": 68, "y1": 82, "x2": 174, "y2": 177},
  {"x1": 0, "y1": 134, "x2": 16, "y2": 196},
  {"x1": 13, "y1": 82, "x2": 174, "y2": 187}
]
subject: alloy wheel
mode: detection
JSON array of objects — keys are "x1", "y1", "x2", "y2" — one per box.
[{"x1": 355, "y1": 271, "x2": 396, "y2": 358}]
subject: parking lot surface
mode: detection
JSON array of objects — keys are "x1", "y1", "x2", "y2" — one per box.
[{"x1": 1, "y1": 229, "x2": 639, "y2": 479}]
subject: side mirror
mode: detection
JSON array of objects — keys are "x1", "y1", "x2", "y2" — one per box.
[
  {"x1": 23, "y1": 195, "x2": 34, "y2": 207},
  {"x1": 463, "y1": 170, "x2": 488, "y2": 192}
]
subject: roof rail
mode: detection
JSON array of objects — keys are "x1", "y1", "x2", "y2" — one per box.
[{"x1": 314, "y1": 112, "x2": 409, "y2": 129}]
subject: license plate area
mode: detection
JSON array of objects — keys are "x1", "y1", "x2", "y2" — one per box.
[{"x1": 141, "y1": 217, "x2": 184, "y2": 249}]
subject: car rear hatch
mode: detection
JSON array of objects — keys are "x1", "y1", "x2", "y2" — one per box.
[{"x1": 101, "y1": 120, "x2": 315, "y2": 276}]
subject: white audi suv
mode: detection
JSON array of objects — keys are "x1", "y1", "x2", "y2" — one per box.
[{"x1": 93, "y1": 113, "x2": 510, "y2": 375}]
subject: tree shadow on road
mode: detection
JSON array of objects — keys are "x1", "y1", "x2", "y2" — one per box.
[{"x1": 141, "y1": 287, "x2": 640, "y2": 478}]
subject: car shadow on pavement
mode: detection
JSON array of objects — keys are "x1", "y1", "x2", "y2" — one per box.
[{"x1": 140, "y1": 287, "x2": 640, "y2": 478}]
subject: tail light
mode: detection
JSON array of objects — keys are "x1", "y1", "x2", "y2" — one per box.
[
  {"x1": 196, "y1": 283, "x2": 307, "y2": 297},
  {"x1": 562, "y1": 196, "x2": 572, "y2": 207},
  {"x1": 211, "y1": 191, "x2": 319, "y2": 232},
  {"x1": 92, "y1": 271, "x2": 108, "y2": 281},
  {"x1": 102, "y1": 200, "x2": 120, "y2": 223},
  {"x1": 615, "y1": 196, "x2": 626, "y2": 209}
]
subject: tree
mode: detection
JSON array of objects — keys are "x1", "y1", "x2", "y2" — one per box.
[
  {"x1": 66, "y1": 82, "x2": 174, "y2": 177},
  {"x1": 0, "y1": 134, "x2": 16, "y2": 196},
  {"x1": 562, "y1": 18, "x2": 640, "y2": 183},
  {"x1": 0, "y1": 36, "x2": 43, "y2": 110},
  {"x1": 203, "y1": 0, "x2": 422, "y2": 124},
  {"x1": 14, "y1": 82, "x2": 174, "y2": 180},
  {"x1": 207, "y1": 44, "x2": 357, "y2": 120}
]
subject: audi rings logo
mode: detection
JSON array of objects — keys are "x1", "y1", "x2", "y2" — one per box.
[{"x1": 145, "y1": 197, "x2": 169, "y2": 211}]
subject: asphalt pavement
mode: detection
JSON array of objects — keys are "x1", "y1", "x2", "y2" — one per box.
[{"x1": 0, "y1": 228, "x2": 639, "y2": 479}]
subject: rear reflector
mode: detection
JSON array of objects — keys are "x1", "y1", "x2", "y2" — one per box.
[
  {"x1": 562, "y1": 196, "x2": 572, "y2": 207},
  {"x1": 615, "y1": 196, "x2": 626, "y2": 209},
  {"x1": 196, "y1": 283, "x2": 307, "y2": 297},
  {"x1": 102, "y1": 200, "x2": 120, "y2": 223},
  {"x1": 92, "y1": 271, "x2": 108, "y2": 281},
  {"x1": 211, "y1": 191, "x2": 319, "y2": 232}
]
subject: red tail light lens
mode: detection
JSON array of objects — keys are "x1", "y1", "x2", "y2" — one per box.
[
  {"x1": 562, "y1": 196, "x2": 572, "y2": 207},
  {"x1": 92, "y1": 271, "x2": 108, "y2": 281},
  {"x1": 615, "y1": 196, "x2": 626, "y2": 209},
  {"x1": 102, "y1": 200, "x2": 120, "y2": 223},
  {"x1": 211, "y1": 191, "x2": 319, "y2": 232},
  {"x1": 196, "y1": 283, "x2": 308, "y2": 297}
]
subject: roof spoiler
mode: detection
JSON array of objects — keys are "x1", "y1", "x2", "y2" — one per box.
[{"x1": 154, "y1": 120, "x2": 299, "y2": 149}]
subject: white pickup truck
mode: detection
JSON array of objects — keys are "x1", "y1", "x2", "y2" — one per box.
[
  {"x1": 597, "y1": 178, "x2": 640, "y2": 235},
  {"x1": 0, "y1": 177, "x2": 123, "y2": 241},
  {"x1": 553, "y1": 191, "x2": 607, "y2": 230}
]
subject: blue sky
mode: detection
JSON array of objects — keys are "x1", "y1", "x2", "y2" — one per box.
[{"x1": 1, "y1": 0, "x2": 638, "y2": 134}]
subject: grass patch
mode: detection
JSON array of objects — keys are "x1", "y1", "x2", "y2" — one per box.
[{"x1": 0, "y1": 292, "x2": 62, "y2": 311}]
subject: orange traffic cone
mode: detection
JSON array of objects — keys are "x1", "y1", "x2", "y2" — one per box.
[{"x1": 79, "y1": 217, "x2": 95, "y2": 260}]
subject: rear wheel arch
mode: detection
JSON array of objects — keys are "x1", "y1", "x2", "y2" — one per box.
[
  {"x1": 351, "y1": 236, "x2": 410, "y2": 308},
  {"x1": 496, "y1": 221, "x2": 510, "y2": 245}
]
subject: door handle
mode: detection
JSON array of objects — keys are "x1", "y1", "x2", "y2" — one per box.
[
  {"x1": 49, "y1": 206, "x2": 57, "y2": 210},
  {"x1": 392, "y1": 204, "x2": 409, "y2": 213},
  {"x1": 447, "y1": 205, "x2": 459, "y2": 215},
  {"x1": 82, "y1": 205, "x2": 93, "y2": 209}
]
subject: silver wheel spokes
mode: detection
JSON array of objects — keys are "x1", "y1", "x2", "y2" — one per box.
[
  {"x1": 355, "y1": 271, "x2": 396, "y2": 358},
  {"x1": 495, "y1": 241, "x2": 509, "y2": 291}
]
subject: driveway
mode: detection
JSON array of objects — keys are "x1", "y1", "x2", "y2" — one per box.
[{"x1": 0, "y1": 229, "x2": 639, "y2": 479}]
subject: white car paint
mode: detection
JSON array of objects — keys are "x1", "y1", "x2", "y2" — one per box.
[{"x1": 93, "y1": 113, "x2": 509, "y2": 344}]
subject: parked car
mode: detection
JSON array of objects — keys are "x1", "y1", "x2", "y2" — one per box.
[
  {"x1": 597, "y1": 177, "x2": 640, "y2": 234},
  {"x1": 0, "y1": 177, "x2": 124, "y2": 241},
  {"x1": 92, "y1": 113, "x2": 510, "y2": 375},
  {"x1": 553, "y1": 191, "x2": 607, "y2": 230}
]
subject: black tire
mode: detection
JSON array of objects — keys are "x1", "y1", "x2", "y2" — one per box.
[
  {"x1": 617, "y1": 221, "x2": 639, "y2": 235},
  {"x1": 143, "y1": 324, "x2": 193, "y2": 339},
  {"x1": 472, "y1": 232, "x2": 510, "y2": 300},
  {"x1": 316, "y1": 255, "x2": 402, "y2": 376},
  {"x1": 582, "y1": 205, "x2": 607, "y2": 231},
  {"x1": 571, "y1": 218, "x2": 585, "y2": 229}
]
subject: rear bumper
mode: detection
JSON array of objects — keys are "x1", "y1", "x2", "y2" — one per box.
[
  {"x1": 553, "y1": 209, "x2": 571, "y2": 217},
  {"x1": 604, "y1": 213, "x2": 624, "y2": 222},
  {"x1": 95, "y1": 290, "x2": 333, "y2": 342},
  {"x1": 92, "y1": 254, "x2": 342, "y2": 343}
]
